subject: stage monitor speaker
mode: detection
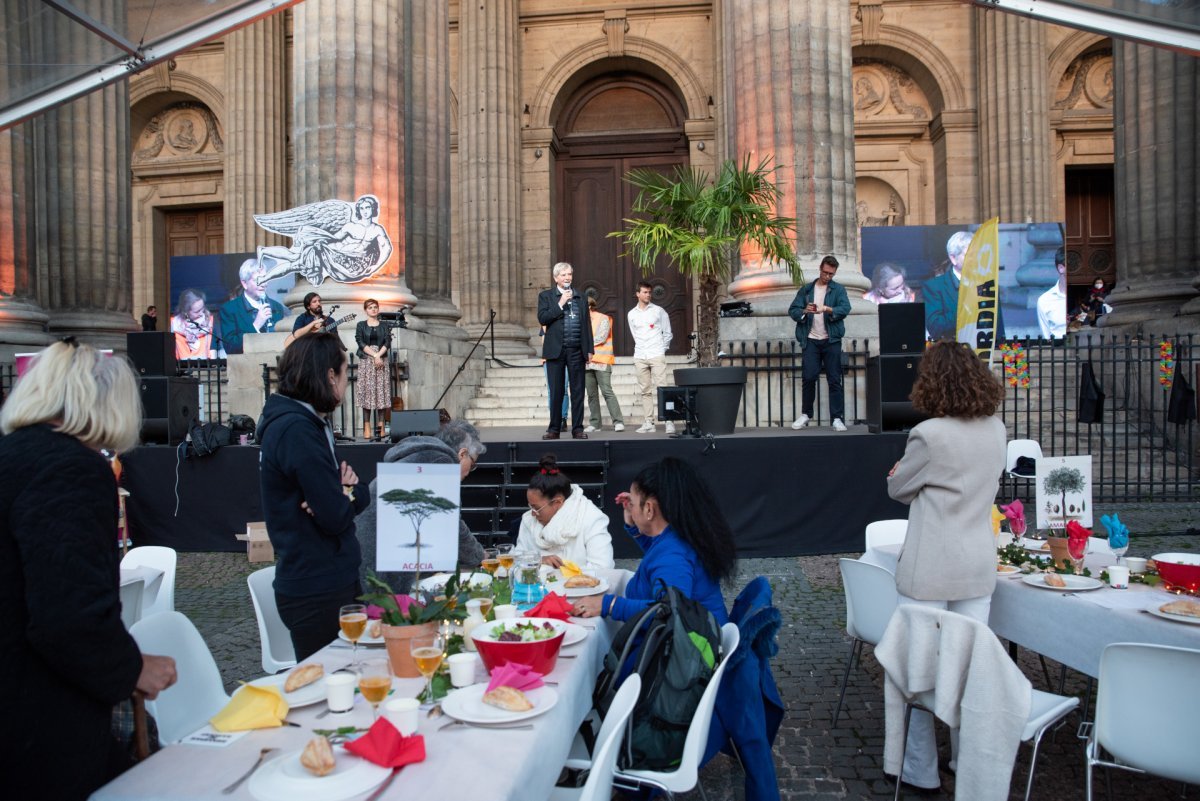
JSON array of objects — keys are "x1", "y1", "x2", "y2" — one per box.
[
  {"x1": 389, "y1": 409, "x2": 442, "y2": 442},
  {"x1": 865, "y1": 355, "x2": 928, "y2": 432},
  {"x1": 878, "y1": 302, "x2": 926, "y2": 355},
  {"x1": 127, "y1": 331, "x2": 177, "y2": 376},
  {"x1": 140, "y1": 376, "x2": 199, "y2": 445}
]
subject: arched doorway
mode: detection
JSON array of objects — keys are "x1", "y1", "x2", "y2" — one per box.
[{"x1": 553, "y1": 72, "x2": 691, "y2": 356}]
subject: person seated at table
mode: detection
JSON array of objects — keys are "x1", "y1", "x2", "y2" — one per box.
[
  {"x1": 885, "y1": 339, "x2": 1006, "y2": 792},
  {"x1": 516, "y1": 453, "x2": 614, "y2": 572},
  {"x1": 0, "y1": 339, "x2": 177, "y2": 800},
  {"x1": 571, "y1": 457, "x2": 732, "y2": 624}
]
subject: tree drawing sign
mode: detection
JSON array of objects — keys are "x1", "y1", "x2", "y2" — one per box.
[
  {"x1": 375, "y1": 463, "x2": 460, "y2": 572},
  {"x1": 1034, "y1": 455, "x2": 1093, "y2": 530}
]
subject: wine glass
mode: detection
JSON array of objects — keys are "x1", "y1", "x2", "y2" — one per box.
[
  {"x1": 410, "y1": 633, "x2": 446, "y2": 707},
  {"x1": 339, "y1": 603, "x2": 367, "y2": 665},
  {"x1": 356, "y1": 657, "x2": 392, "y2": 720},
  {"x1": 480, "y1": 548, "x2": 500, "y2": 577},
  {"x1": 1067, "y1": 537, "x2": 1087, "y2": 576},
  {"x1": 496, "y1": 544, "x2": 515, "y2": 581},
  {"x1": 468, "y1": 582, "x2": 495, "y2": 618},
  {"x1": 1107, "y1": 531, "x2": 1129, "y2": 567}
]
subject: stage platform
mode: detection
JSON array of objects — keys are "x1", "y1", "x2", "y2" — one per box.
[{"x1": 123, "y1": 424, "x2": 910, "y2": 558}]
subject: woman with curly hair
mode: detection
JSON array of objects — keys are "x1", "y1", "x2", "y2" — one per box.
[{"x1": 884, "y1": 339, "x2": 1006, "y2": 792}]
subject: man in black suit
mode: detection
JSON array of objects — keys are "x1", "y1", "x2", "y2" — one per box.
[{"x1": 536, "y1": 262, "x2": 594, "y2": 440}]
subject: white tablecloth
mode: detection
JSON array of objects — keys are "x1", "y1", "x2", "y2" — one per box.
[
  {"x1": 93, "y1": 568, "x2": 632, "y2": 801},
  {"x1": 861, "y1": 545, "x2": 1200, "y2": 678}
]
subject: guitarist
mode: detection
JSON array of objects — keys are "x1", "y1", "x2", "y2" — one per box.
[{"x1": 287, "y1": 292, "x2": 344, "y2": 346}]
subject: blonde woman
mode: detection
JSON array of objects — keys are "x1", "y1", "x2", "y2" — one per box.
[{"x1": 0, "y1": 340, "x2": 177, "y2": 799}]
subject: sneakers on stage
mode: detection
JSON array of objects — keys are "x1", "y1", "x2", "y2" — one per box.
[
  {"x1": 832, "y1": 418, "x2": 847, "y2": 432},
  {"x1": 664, "y1": 421, "x2": 677, "y2": 434},
  {"x1": 614, "y1": 422, "x2": 625, "y2": 432},
  {"x1": 636, "y1": 422, "x2": 655, "y2": 433},
  {"x1": 584, "y1": 425, "x2": 597, "y2": 432},
  {"x1": 791, "y1": 414, "x2": 810, "y2": 430}
]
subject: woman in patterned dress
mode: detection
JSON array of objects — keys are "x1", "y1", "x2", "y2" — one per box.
[{"x1": 354, "y1": 298, "x2": 391, "y2": 439}]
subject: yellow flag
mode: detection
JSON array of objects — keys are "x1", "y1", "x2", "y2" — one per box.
[{"x1": 955, "y1": 217, "x2": 1001, "y2": 365}]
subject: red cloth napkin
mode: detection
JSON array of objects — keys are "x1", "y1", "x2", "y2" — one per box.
[
  {"x1": 524, "y1": 592, "x2": 573, "y2": 621},
  {"x1": 1065, "y1": 520, "x2": 1092, "y2": 543},
  {"x1": 486, "y1": 662, "x2": 545, "y2": 693},
  {"x1": 344, "y1": 717, "x2": 426, "y2": 768}
]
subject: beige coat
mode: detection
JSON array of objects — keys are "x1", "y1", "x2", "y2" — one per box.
[{"x1": 887, "y1": 415, "x2": 1006, "y2": 601}]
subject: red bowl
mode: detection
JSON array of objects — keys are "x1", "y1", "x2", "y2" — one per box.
[
  {"x1": 1151, "y1": 553, "x2": 1200, "y2": 595},
  {"x1": 471, "y1": 617, "x2": 567, "y2": 674}
]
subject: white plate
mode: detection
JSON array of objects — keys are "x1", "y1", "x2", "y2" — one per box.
[
  {"x1": 441, "y1": 682, "x2": 558, "y2": 724},
  {"x1": 247, "y1": 745, "x2": 390, "y2": 801},
  {"x1": 417, "y1": 572, "x2": 493, "y2": 592},
  {"x1": 247, "y1": 672, "x2": 328, "y2": 708},
  {"x1": 338, "y1": 622, "x2": 385, "y2": 646},
  {"x1": 559, "y1": 622, "x2": 588, "y2": 647},
  {"x1": 562, "y1": 577, "x2": 610, "y2": 598},
  {"x1": 1021, "y1": 573, "x2": 1104, "y2": 592},
  {"x1": 1145, "y1": 606, "x2": 1200, "y2": 626}
]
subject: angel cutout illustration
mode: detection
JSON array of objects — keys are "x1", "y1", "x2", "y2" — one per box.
[{"x1": 254, "y1": 194, "x2": 393, "y2": 286}]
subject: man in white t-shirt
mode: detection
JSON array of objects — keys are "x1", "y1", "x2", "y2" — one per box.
[
  {"x1": 627, "y1": 281, "x2": 674, "y2": 434},
  {"x1": 1036, "y1": 247, "x2": 1068, "y2": 339},
  {"x1": 787, "y1": 256, "x2": 852, "y2": 431}
]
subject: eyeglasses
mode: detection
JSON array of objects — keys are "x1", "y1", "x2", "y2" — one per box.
[
  {"x1": 528, "y1": 497, "x2": 561, "y2": 515},
  {"x1": 461, "y1": 449, "x2": 479, "y2": 472}
]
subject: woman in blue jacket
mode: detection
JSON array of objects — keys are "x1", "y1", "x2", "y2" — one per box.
[{"x1": 571, "y1": 457, "x2": 732, "y2": 625}]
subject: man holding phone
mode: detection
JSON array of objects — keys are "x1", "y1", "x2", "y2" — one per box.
[
  {"x1": 788, "y1": 255, "x2": 852, "y2": 431},
  {"x1": 537, "y1": 261, "x2": 594, "y2": 439}
]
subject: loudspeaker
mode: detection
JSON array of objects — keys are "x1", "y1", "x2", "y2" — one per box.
[
  {"x1": 139, "y1": 376, "x2": 199, "y2": 445},
  {"x1": 878, "y1": 302, "x2": 926, "y2": 355},
  {"x1": 388, "y1": 409, "x2": 442, "y2": 442},
  {"x1": 865, "y1": 355, "x2": 928, "y2": 432},
  {"x1": 127, "y1": 331, "x2": 177, "y2": 376}
]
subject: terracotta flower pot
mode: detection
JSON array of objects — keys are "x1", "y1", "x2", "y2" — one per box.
[
  {"x1": 382, "y1": 621, "x2": 438, "y2": 678},
  {"x1": 1047, "y1": 536, "x2": 1072, "y2": 570}
]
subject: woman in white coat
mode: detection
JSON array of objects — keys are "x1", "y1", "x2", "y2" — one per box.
[{"x1": 517, "y1": 454, "x2": 614, "y2": 571}]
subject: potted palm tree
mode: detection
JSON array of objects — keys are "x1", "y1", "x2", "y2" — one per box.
[{"x1": 609, "y1": 156, "x2": 799, "y2": 434}]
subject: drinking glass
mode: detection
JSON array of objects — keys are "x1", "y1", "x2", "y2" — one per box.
[
  {"x1": 410, "y1": 633, "x2": 446, "y2": 706},
  {"x1": 480, "y1": 548, "x2": 500, "y2": 576},
  {"x1": 1108, "y1": 534, "x2": 1129, "y2": 567},
  {"x1": 357, "y1": 657, "x2": 392, "y2": 720},
  {"x1": 468, "y1": 583, "x2": 495, "y2": 618},
  {"x1": 496, "y1": 544, "x2": 515, "y2": 579},
  {"x1": 1067, "y1": 537, "x2": 1087, "y2": 576},
  {"x1": 339, "y1": 603, "x2": 367, "y2": 665}
]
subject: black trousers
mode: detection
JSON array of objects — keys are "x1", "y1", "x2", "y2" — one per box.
[
  {"x1": 547, "y1": 346, "x2": 587, "y2": 433},
  {"x1": 275, "y1": 579, "x2": 362, "y2": 662}
]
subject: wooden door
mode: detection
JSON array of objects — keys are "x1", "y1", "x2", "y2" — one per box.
[
  {"x1": 1063, "y1": 167, "x2": 1115, "y2": 300},
  {"x1": 166, "y1": 207, "x2": 224, "y2": 258}
]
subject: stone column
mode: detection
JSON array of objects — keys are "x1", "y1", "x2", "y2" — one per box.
[
  {"x1": 1107, "y1": 42, "x2": 1200, "y2": 325},
  {"x1": 976, "y1": 11, "x2": 1054, "y2": 224},
  {"x1": 721, "y1": 0, "x2": 868, "y2": 340},
  {"x1": 457, "y1": 0, "x2": 530, "y2": 355},
  {"x1": 404, "y1": 0, "x2": 463, "y2": 338},
  {"x1": 289, "y1": 0, "x2": 415, "y2": 311},
  {"x1": 224, "y1": 15, "x2": 288, "y2": 252}
]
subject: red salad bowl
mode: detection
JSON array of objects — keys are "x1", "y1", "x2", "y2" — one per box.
[
  {"x1": 1151, "y1": 553, "x2": 1200, "y2": 595},
  {"x1": 471, "y1": 617, "x2": 567, "y2": 674}
]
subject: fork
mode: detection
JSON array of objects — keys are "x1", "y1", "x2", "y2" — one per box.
[
  {"x1": 439, "y1": 719, "x2": 534, "y2": 731},
  {"x1": 221, "y1": 747, "x2": 277, "y2": 794}
]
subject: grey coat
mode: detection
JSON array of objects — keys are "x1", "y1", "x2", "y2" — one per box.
[{"x1": 887, "y1": 415, "x2": 1007, "y2": 601}]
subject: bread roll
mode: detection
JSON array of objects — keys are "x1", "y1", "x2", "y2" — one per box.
[
  {"x1": 482, "y1": 686, "x2": 534, "y2": 712},
  {"x1": 284, "y1": 663, "x2": 324, "y2": 693},
  {"x1": 1044, "y1": 573, "x2": 1066, "y2": 588},
  {"x1": 300, "y1": 736, "x2": 336, "y2": 777},
  {"x1": 368, "y1": 619, "x2": 382, "y2": 639},
  {"x1": 1160, "y1": 600, "x2": 1200, "y2": 618},
  {"x1": 564, "y1": 574, "x2": 600, "y2": 588}
]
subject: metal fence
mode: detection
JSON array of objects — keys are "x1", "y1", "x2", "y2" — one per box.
[
  {"x1": 178, "y1": 362, "x2": 228, "y2": 424},
  {"x1": 262, "y1": 353, "x2": 409, "y2": 438}
]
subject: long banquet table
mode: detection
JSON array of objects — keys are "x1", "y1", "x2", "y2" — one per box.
[{"x1": 93, "y1": 569, "x2": 632, "y2": 801}]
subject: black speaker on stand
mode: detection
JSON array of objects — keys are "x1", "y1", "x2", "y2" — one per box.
[
  {"x1": 127, "y1": 332, "x2": 177, "y2": 377},
  {"x1": 140, "y1": 376, "x2": 199, "y2": 445},
  {"x1": 867, "y1": 303, "x2": 929, "y2": 432}
]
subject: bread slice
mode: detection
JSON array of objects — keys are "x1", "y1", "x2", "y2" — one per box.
[
  {"x1": 482, "y1": 686, "x2": 534, "y2": 712},
  {"x1": 564, "y1": 574, "x2": 600, "y2": 588},
  {"x1": 300, "y1": 736, "x2": 336, "y2": 777},
  {"x1": 1160, "y1": 599, "x2": 1200, "y2": 618},
  {"x1": 1044, "y1": 573, "x2": 1067, "y2": 588},
  {"x1": 284, "y1": 663, "x2": 324, "y2": 693}
]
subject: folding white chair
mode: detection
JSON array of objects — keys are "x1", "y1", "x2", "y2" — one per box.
[
  {"x1": 1085, "y1": 643, "x2": 1200, "y2": 799},
  {"x1": 834, "y1": 558, "x2": 899, "y2": 727},
  {"x1": 551, "y1": 674, "x2": 642, "y2": 801},
  {"x1": 247, "y1": 566, "x2": 297, "y2": 674},
  {"x1": 120, "y1": 545, "x2": 177, "y2": 618},
  {"x1": 130, "y1": 611, "x2": 230, "y2": 744},
  {"x1": 865, "y1": 519, "x2": 908, "y2": 551}
]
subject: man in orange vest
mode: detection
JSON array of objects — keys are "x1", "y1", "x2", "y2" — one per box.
[{"x1": 584, "y1": 295, "x2": 625, "y2": 432}]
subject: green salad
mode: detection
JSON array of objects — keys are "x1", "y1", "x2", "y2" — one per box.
[{"x1": 491, "y1": 621, "x2": 559, "y2": 642}]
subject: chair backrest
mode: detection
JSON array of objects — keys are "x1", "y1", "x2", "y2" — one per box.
[
  {"x1": 580, "y1": 674, "x2": 642, "y2": 801},
  {"x1": 1006, "y1": 439, "x2": 1043, "y2": 472},
  {"x1": 120, "y1": 546, "x2": 177, "y2": 617},
  {"x1": 130, "y1": 611, "x2": 230, "y2": 744},
  {"x1": 118, "y1": 577, "x2": 145, "y2": 630},
  {"x1": 864, "y1": 519, "x2": 908, "y2": 550},
  {"x1": 839, "y1": 558, "x2": 899, "y2": 644},
  {"x1": 247, "y1": 566, "x2": 297, "y2": 674},
  {"x1": 1096, "y1": 643, "x2": 1200, "y2": 785}
]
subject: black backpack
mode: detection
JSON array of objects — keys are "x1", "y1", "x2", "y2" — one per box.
[{"x1": 592, "y1": 584, "x2": 722, "y2": 771}]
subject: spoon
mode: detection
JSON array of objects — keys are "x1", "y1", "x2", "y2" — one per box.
[
  {"x1": 426, "y1": 703, "x2": 443, "y2": 719},
  {"x1": 221, "y1": 747, "x2": 277, "y2": 795}
]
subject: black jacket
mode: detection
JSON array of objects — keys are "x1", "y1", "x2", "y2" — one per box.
[
  {"x1": 0, "y1": 425, "x2": 143, "y2": 800},
  {"x1": 537, "y1": 287, "x2": 594, "y2": 360},
  {"x1": 257, "y1": 394, "x2": 370, "y2": 597}
]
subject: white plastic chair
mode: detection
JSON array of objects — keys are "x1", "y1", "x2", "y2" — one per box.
[
  {"x1": 130, "y1": 611, "x2": 230, "y2": 744},
  {"x1": 1085, "y1": 643, "x2": 1200, "y2": 799},
  {"x1": 551, "y1": 674, "x2": 642, "y2": 801},
  {"x1": 1005, "y1": 439, "x2": 1043, "y2": 497},
  {"x1": 118, "y1": 577, "x2": 145, "y2": 630},
  {"x1": 120, "y1": 546, "x2": 177, "y2": 618},
  {"x1": 834, "y1": 558, "x2": 899, "y2": 727},
  {"x1": 865, "y1": 519, "x2": 908, "y2": 551},
  {"x1": 247, "y1": 566, "x2": 297, "y2": 674},
  {"x1": 612, "y1": 622, "x2": 741, "y2": 800}
]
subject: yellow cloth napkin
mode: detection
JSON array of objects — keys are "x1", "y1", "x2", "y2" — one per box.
[
  {"x1": 560, "y1": 560, "x2": 582, "y2": 578},
  {"x1": 210, "y1": 684, "x2": 290, "y2": 732},
  {"x1": 991, "y1": 505, "x2": 1005, "y2": 537}
]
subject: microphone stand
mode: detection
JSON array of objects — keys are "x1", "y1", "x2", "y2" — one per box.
[{"x1": 434, "y1": 309, "x2": 498, "y2": 410}]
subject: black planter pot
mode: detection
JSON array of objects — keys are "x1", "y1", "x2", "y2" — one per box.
[{"x1": 672, "y1": 366, "x2": 748, "y2": 436}]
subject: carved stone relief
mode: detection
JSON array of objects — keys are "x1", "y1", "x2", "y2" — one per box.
[
  {"x1": 1053, "y1": 50, "x2": 1114, "y2": 110},
  {"x1": 134, "y1": 102, "x2": 224, "y2": 163},
  {"x1": 851, "y1": 59, "x2": 930, "y2": 120},
  {"x1": 855, "y1": 176, "x2": 906, "y2": 227}
]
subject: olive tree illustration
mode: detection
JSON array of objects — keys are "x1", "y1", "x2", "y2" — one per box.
[
  {"x1": 1043, "y1": 467, "x2": 1085, "y2": 528},
  {"x1": 381, "y1": 488, "x2": 459, "y2": 587}
]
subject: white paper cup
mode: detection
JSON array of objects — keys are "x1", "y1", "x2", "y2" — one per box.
[
  {"x1": 493, "y1": 604, "x2": 518, "y2": 620},
  {"x1": 1107, "y1": 565, "x2": 1130, "y2": 589},
  {"x1": 1124, "y1": 557, "x2": 1148, "y2": 574},
  {"x1": 447, "y1": 652, "x2": 477, "y2": 688},
  {"x1": 383, "y1": 697, "x2": 420, "y2": 736},
  {"x1": 325, "y1": 671, "x2": 357, "y2": 712}
]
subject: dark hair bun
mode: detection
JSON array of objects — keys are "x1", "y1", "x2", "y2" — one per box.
[
  {"x1": 538, "y1": 453, "x2": 559, "y2": 472},
  {"x1": 529, "y1": 453, "x2": 571, "y2": 499}
]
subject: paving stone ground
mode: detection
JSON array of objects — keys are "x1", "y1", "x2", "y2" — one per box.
[{"x1": 175, "y1": 502, "x2": 1199, "y2": 800}]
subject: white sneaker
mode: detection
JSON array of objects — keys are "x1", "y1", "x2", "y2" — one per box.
[
  {"x1": 664, "y1": 421, "x2": 677, "y2": 434},
  {"x1": 613, "y1": 423, "x2": 625, "y2": 432},
  {"x1": 636, "y1": 422, "x2": 655, "y2": 433},
  {"x1": 832, "y1": 418, "x2": 847, "y2": 432},
  {"x1": 791, "y1": 414, "x2": 809, "y2": 430},
  {"x1": 583, "y1": 425, "x2": 597, "y2": 433}
]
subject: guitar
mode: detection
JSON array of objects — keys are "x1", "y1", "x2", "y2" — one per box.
[{"x1": 282, "y1": 312, "x2": 358, "y2": 347}]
